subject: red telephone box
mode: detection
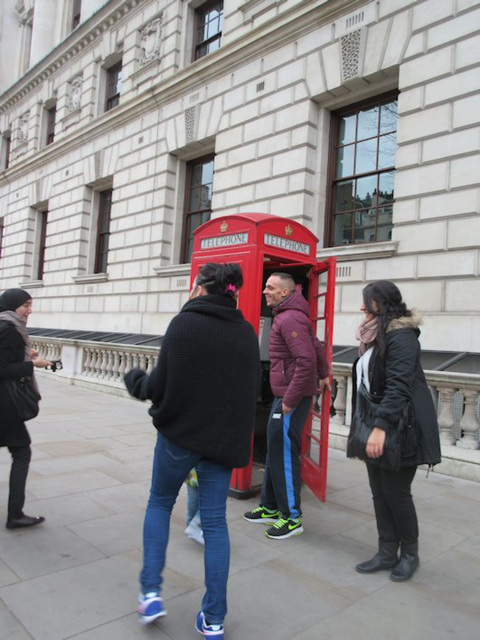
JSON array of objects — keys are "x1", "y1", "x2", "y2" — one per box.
[{"x1": 191, "y1": 213, "x2": 336, "y2": 502}]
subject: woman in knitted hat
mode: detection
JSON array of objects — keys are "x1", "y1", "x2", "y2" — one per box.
[{"x1": 0, "y1": 288, "x2": 51, "y2": 529}]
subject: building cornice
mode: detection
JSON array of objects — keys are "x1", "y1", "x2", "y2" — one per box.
[
  {"x1": 0, "y1": 0, "x2": 146, "y2": 113},
  {"x1": 0, "y1": 0, "x2": 369, "y2": 185}
]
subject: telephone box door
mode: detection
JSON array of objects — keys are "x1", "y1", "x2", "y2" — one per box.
[{"x1": 301, "y1": 257, "x2": 336, "y2": 503}]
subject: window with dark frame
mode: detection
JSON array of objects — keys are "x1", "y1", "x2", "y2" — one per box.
[
  {"x1": 46, "y1": 106, "x2": 56, "y2": 145},
  {"x1": 194, "y1": 1, "x2": 223, "y2": 61},
  {"x1": 94, "y1": 189, "x2": 113, "y2": 274},
  {"x1": 37, "y1": 211, "x2": 48, "y2": 280},
  {"x1": 72, "y1": 0, "x2": 81, "y2": 30},
  {"x1": 0, "y1": 217, "x2": 4, "y2": 258},
  {"x1": 327, "y1": 93, "x2": 399, "y2": 247},
  {"x1": 182, "y1": 155, "x2": 214, "y2": 263},
  {"x1": 105, "y1": 61, "x2": 122, "y2": 112}
]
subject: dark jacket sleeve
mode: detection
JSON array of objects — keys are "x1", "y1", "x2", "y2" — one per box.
[
  {"x1": 0, "y1": 323, "x2": 34, "y2": 380},
  {"x1": 374, "y1": 329, "x2": 418, "y2": 432},
  {"x1": 124, "y1": 368, "x2": 149, "y2": 400}
]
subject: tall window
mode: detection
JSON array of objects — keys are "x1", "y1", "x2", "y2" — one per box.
[
  {"x1": 94, "y1": 189, "x2": 112, "y2": 273},
  {"x1": 327, "y1": 93, "x2": 398, "y2": 246},
  {"x1": 36, "y1": 211, "x2": 48, "y2": 280},
  {"x1": 182, "y1": 155, "x2": 214, "y2": 262},
  {"x1": 1, "y1": 132, "x2": 11, "y2": 170},
  {"x1": 105, "y1": 61, "x2": 122, "y2": 112},
  {"x1": 46, "y1": 106, "x2": 56, "y2": 145},
  {"x1": 0, "y1": 217, "x2": 4, "y2": 258},
  {"x1": 72, "y1": 0, "x2": 82, "y2": 30},
  {"x1": 194, "y1": 1, "x2": 223, "y2": 61}
]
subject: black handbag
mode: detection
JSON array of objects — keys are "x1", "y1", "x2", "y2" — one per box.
[
  {"x1": 5, "y1": 376, "x2": 41, "y2": 422},
  {"x1": 347, "y1": 381, "x2": 415, "y2": 472}
]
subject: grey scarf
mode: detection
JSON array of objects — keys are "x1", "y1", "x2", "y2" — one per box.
[{"x1": 0, "y1": 310, "x2": 40, "y2": 394}]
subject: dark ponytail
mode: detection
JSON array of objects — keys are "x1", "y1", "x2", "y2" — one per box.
[
  {"x1": 196, "y1": 262, "x2": 243, "y2": 298},
  {"x1": 363, "y1": 280, "x2": 411, "y2": 356}
]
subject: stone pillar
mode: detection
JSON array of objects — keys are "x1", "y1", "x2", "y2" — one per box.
[
  {"x1": 436, "y1": 386, "x2": 456, "y2": 446},
  {"x1": 457, "y1": 390, "x2": 480, "y2": 450},
  {"x1": 29, "y1": 0, "x2": 57, "y2": 67},
  {"x1": 331, "y1": 375, "x2": 347, "y2": 425}
]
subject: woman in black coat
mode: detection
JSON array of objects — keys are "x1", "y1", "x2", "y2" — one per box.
[
  {"x1": 350, "y1": 280, "x2": 441, "y2": 582},
  {"x1": 0, "y1": 289, "x2": 51, "y2": 529},
  {"x1": 124, "y1": 263, "x2": 260, "y2": 636}
]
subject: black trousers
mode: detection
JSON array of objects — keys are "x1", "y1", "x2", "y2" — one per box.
[
  {"x1": 260, "y1": 396, "x2": 311, "y2": 519},
  {"x1": 366, "y1": 463, "x2": 418, "y2": 547},
  {"x1": 7, "y1": 445, "x2": 31, "y2": 519}
]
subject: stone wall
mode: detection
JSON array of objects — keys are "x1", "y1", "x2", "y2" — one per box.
[{"x1": 0, "y1": 0, "x2": 479, "y2": 349}]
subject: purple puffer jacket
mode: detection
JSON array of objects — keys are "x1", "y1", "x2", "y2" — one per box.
[{"x1": 269, "y1": 290, "x2": 329, "y2": 408}]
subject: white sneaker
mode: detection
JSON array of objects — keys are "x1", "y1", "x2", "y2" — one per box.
[{"x1": 185, "y1": 519, "x2": 204, "y2": 546}]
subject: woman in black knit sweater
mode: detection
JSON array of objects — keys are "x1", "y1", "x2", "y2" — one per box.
[{"x1": 124, "y1": 263, "x2": 260, "y2": 638}]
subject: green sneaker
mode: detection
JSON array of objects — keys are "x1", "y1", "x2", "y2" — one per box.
[
  {"x1": 265, "y1": 517, "x2": 303, "y2": 539},
  {"x1": 243, "y1": 506, "x2": 280, "y2": 524}
]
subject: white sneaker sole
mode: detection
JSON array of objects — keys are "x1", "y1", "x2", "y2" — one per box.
[{"x1": 265, "y1": 526, "x2": 304, "y2": 539}]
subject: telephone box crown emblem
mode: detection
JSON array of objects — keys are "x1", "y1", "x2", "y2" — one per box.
[
  {"x1": 220, "y1": 221, "x2": 228, "y2": 233},
  {"x1": 285, "y1": 224, "x2": 293, "y2": 236}
]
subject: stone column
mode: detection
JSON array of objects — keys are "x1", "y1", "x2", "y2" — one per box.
[
  {"x1": 29, "y1": 0, "x2": 59, "y2": 67},
  {"x1": 331, "y1": 375, "x2": 347, "y2": 425},
  {"x1": 457, "y1": 390, "x2": 480, "y2": 450},
  {"x1": 436, "y1": 386, "x2": 456, "y2": 446}
]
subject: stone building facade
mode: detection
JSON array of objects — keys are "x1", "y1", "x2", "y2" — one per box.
[{"x1": 0, "y1": 0, "x2": 479, "y2": 352}]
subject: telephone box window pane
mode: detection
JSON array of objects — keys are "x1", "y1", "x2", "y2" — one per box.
[
  {"x1": 335, "y1": 144, "x2": 354, "y2": 178},
  {"x1": 355, "y1": 138, "x2": 377, "y2": 174},
  {"x1": 335, "y1": 180, "x2": 354, "y2": 213},
  {"x1": 357, "y1": 106, "x2": 379, "y2": 142},
  {"x1": 338, "y1": 114, "x2": 356, "y2": 145}
]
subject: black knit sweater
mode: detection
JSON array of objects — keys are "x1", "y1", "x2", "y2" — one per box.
[{"x1": 124, "y1": 294, "x2": 261, "y2": 469}]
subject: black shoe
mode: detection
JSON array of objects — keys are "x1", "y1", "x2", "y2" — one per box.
[
  {"x1": 356, "y1": 541, "x2": 399, "y2": 574},
  {"x1": 6, "y1": 515, "x2": 45, "y2": 530},
  {"x1": 390, "y1": 543, "x2": 419, "y2": 582}
]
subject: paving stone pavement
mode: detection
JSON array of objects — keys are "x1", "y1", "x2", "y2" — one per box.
[{"x1": 1, "y1": 376, "x2": 479, "y2": 640}]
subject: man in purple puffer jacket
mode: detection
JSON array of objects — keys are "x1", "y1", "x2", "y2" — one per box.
[{"x1": 244, "y1": 273, "x2": 329, "y2": 539}]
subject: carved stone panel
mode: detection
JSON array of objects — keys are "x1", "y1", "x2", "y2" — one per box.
[
  {"x1": 185, "y1": 106, "x2": 196, "y2": 143},
  {"x1": 67, "y1": 76, "x2": 83, "y2": 112},
  {"x1": 139, "y1": 16, "x2": 163, "y2": 66},
  {"x1": 19, "y1": 112, "x2": 29, "y2": 142},
  {"x1": 341, "y1": 29, "x2": 362, "y2": 82}
]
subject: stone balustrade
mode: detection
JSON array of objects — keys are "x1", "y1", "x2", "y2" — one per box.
[
  {"x1": 30, "y1": 336, "x2": 480, "y2": 479},
  {"x1": 31, "y1": 337, "x2": 158, "y2": 396}
]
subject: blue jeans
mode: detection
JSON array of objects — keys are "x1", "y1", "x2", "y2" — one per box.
[
  {"x1": 140, "y1": 433, "x2": 232, "y2": 624},
  {"x1": 187, "y1": 483, "x2": 201, "y2": 525}
]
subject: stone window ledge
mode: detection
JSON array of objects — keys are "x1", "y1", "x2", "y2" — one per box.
[
  {"x1": 153, "y1": 264, "x2": 191, "y2": 278},
  {"x1": 19, "y1": 280, "x2": 44, "y2": 289},
  {"x1": 72, "y1": 273, "x2": 109, "y2": 284},
  {"x1": 317, "y1": 240, "x2": 398, "y2": 262}
]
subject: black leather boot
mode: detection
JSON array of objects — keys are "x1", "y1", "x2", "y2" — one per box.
[
  {"x1": 356, "y1": 541, "x2": 399, "y2": 574},
  {"x1": 390, "y1": 542, "x2": 419, "y2": 581}
]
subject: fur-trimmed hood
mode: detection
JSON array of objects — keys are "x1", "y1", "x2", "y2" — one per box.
[{"x1": 386, "y1": 309, "x2": 423, "y2": 333}]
